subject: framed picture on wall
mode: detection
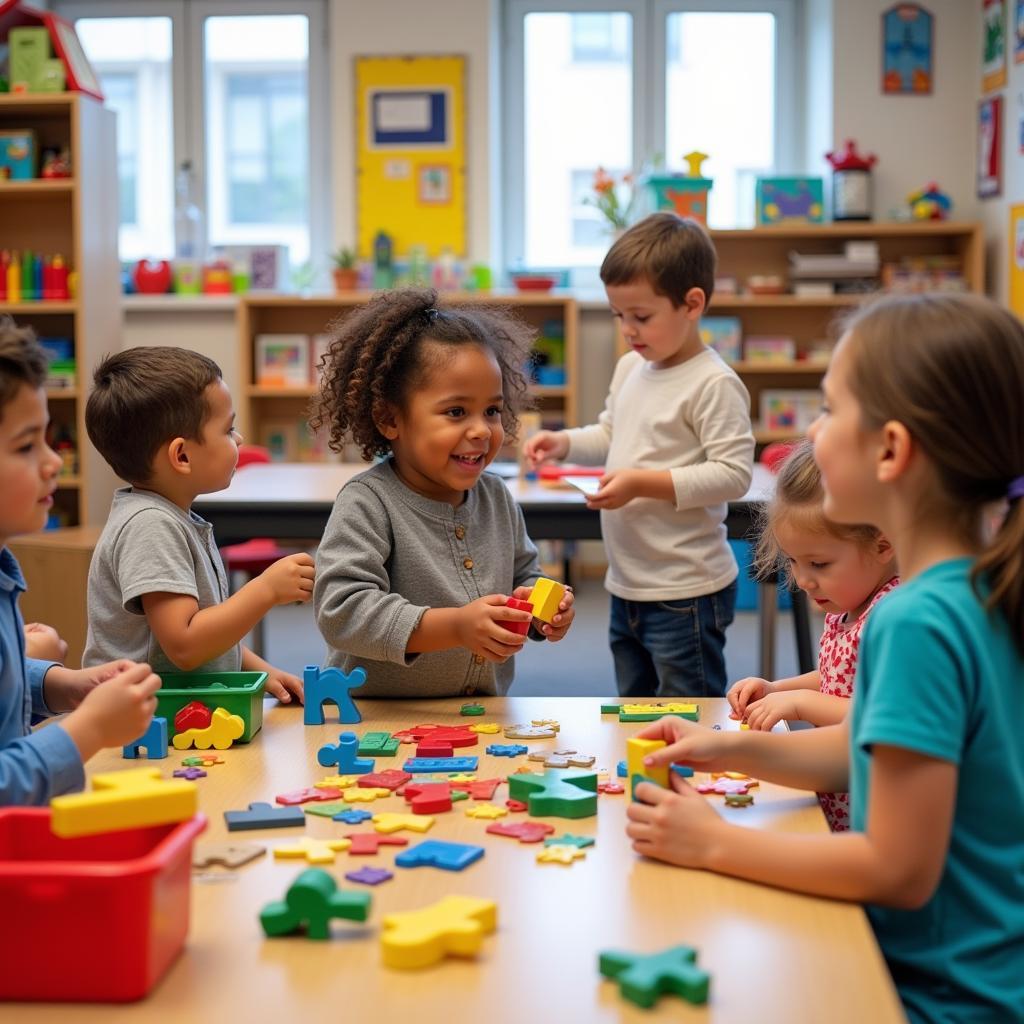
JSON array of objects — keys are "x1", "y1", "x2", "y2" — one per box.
[
  {"x1": 881, "y1": 4, "x2": 934, "y2": 94},
  {"x1": 977, "y1": 94, "x2": 1003, "y2": 197},
  {"x1": 982, "y1": 0, "x2": 1008, "y2": 92},
  {"x1": 43, "y1": 13, "x2": 103, "y2": 100}
]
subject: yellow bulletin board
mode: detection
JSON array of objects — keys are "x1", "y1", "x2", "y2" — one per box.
[
  {"x1": 1011, "y1": 203, "x2": 1024, "y2": 318},
  {"x1": 355, "y1": 55, "x2": 467, "y2": 259}
]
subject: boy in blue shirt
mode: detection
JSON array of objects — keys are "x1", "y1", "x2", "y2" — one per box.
[{"x1": 0, "y1": 316, "x2": 160, "y2": 804}]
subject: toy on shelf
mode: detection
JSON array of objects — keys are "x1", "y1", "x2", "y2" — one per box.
[
  {"x1": 599, "y1": 944, "x2": 711, "y2": 1009},
  {"x1": 39, "y1": 146, "x2": 72, "y2": 178},
  {"x1": 755, "y1": 177, "x2": 824, "y2": 225},
  {"x1": 907, "y1": 181, "x2": 952, "y2": 220},
  {"x1": 380, "y1": 895, "x2": 497, "y2": 969},
  {"x1": 0, "y1": 249, "x2": 71, "y2": 303},
  {"x1": 260, "y1": 868, "x2": 371, "y2": 939},
  {"x1": 825, "y1": 139, "x2": 877, "y2": 221},
  {"x1": 303, "y1": 664, "x2": 364, "y2": 726},
  {"x1": 642, "y1": 150, "x2": 713, "y2": 225}
]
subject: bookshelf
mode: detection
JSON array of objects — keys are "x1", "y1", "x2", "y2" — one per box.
[
  {"x1": 237, "y1": 292, "x2": 579, "y2": 459},
  {"x1": 0, "y1": 93, "x2": 121, "y2": 526},
  {"x1": 615, "y1": 221, "x2": 985, "y2": 445}
]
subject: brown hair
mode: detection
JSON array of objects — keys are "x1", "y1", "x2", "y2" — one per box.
[
  {"x1": 842, "y1": 292, "x2": 1024, "y2": 648},
  {"x1": 310, "y1": 288, "x2": 534, "y2": 461},
  {"x1": 0, "y1": 315, "x2": 48, "y2": 420},
  {"x1": 86, "y1": 346, "x2": 222, "y2": 483},
  {"x1": 754, "y1": 439, "x2": 881, "y2": 583},
  {"x1": 600, "y1": 212, "x2": 716, "y2": 306}
]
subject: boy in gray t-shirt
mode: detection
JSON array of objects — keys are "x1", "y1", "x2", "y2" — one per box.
[{"x1": 82, "y1": 347, "x2": 313, "y2": 703}]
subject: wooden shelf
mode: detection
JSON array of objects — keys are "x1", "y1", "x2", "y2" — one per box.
[
  {"x1": 711, "y1": 294, "x2": 865, "y2": 308},
  {"x1": 0, "y1": 301, "x2": 77, "y2": 314},
  {"x1": 531, "y1": 384, "x2": 569, "y2": 397},
  {"x1": 45, "y1": 388, "x2": 79, "y2": 399},
  {"x1": 247, "y1": 384, "x2": 317, "y2": 398},
  {"x1": 754, "y1": 428, "x2": 804, "y2": 444},
  {"x1": 730, "y1": 361, "x2": 828, "y2": 374},
  {"x1": 0, "y1": 179, "x2": 75, "y2": 196},
  {"x1": 56, "y1": 476, "x2": 82, "y2": 489},
  {"x1": 708, "y1": 220, "x2": 981, "y2": 241}
]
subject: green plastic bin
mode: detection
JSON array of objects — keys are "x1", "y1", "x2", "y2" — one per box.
[{"x1": 155, "y1": 672, "x2": 266, "y2": 742}]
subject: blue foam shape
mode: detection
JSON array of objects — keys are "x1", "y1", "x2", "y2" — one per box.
[
  {"x1": 616, "y1": 759, "x2": 627, "y2": 778},
  {"x1": 224, "y1": 802, "x2": 305, "y2": 831},
  {"x1": 403, "y1": 757, "x2": 479, "y2": 773},
  {"x1": 395, "y1": 839, "x2": 485, "y2": 872},
  {"x1": 334, "y1": 808, "x2": 373, "y2": 825},
  {"x1": 671, "y1": 764, "x2": 694, "y2": 778},
  {"x1": 317, "y1": 730, "x2": 375, "y2": 772},
  {"x1": 631, "y1": 773, "x2": 663, "y2": 802},
  {"x1": 486, "y1": 743, "x2": 528, "y2": 757},
  {"x1": 303, "y1": 664, "x2": 364, "y2": 726},
  {"x1": 122, "y1": 716, "x2": 168, "y2": 760}
]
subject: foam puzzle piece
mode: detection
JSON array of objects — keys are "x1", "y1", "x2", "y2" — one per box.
[
  {"x1": 358, "y1": 731, "x2": 400, "y2": 756},
  {"x1": 598, "y1": 945, "x2": 710, "y2": 1008},
  {"x1": 671, "y1": 764, "x2": 695, "y2": 779},
  {"x1": 318, "y1": 731, "x2": 375, "y2": 773},
  {"x1": 345, "y1": 866, "x2": 393, "y2": 886},
  {"x1": 447, "y1": 773, "x2": 478, "y2": 784},
  {"x1": 173, "y1": 767, "x2": 207, "y2": 780},
  {"x1": 724, "y1": 792, "x2": 754, "y2": 807},
  {"x1": 346, "y1": 832, "x2": 409, "y2": 855},
  {"x1": 531, "y1": 719, "x2": 561, "y2": 733},
  {"x1": 460, "y1": 702, "x2": 486, "y2": 716},
  {"x1": 544, "y1": 833, "x2": 595, "y2": 848},
  {"x1": 600, "y1": 704, "x2": 622, "y2": 714},
  {"x1": 225, "y1": 802, "x2": 305, "y2": 832},
  {"x1": 528, "y1": 577, "x2": 566, "y2": 623},
  {"x1": 122, "y1": 716, "x2": 168, "y2": 760},
  {"x1": 315, "y1": 774, "x2": 359, "y2": 790},
  {"x1": 340, "y1": 786, "x2": 391, "y2": 803},
  {"x1": 391, "y1": 724, "x2": 478, "y2": 748},
  {"x1": 485, "y1": 821, "x2": 555, "y2": 843},
  {"x1": 451, "y1": 790, "x2": 469, "y2": 803},
  {"x1": 536, "y1": 843, "x2": 586, "y2": 865},
  {"x1": 505, "y1": 799, "x2": 528, "y2": 812},
  {"x1": 507, "y1": 770, "x2": 598, "y2": 819},
  {"x1": 627, "y1": 737, "x2": 669, "y2": 798},
  {"x1": 372, "y1": 812, "x2": 436, "y2": 834},
  {"x1": 617, "y1": 760, "x2": 628, "y2": 778},
  {"x1": 697, "y1": 778, "x2": 757, "y2": 796},
  {"x1": 172, "y1": 707, "x2": 244, "y2": 750},
  {"x1": 359, "y1": 769, "x2": 411, "y2": 791},
  {"x1": 303, "y1": 664, "x2": 364, "y2": 726},
  {"x1": 403, "y1": 757, "x2": 478, "y2": 773},
  {"x1": 469, "y1": 722, "x2": 501, "y2": 734},
  {"x1": 395, "y1": 839, "x2": 485, "y2": 872},
  {"x1": 598, "y1": 780, "x2": 625, "y2": 795},
  {"x1": 504, "y1": 724, "x2": 557, "y2": 740},
  {"x1": 50, "y1": 767, "x2": 197, "y2": 838},
  {"x1": 276, "y1": 786, "x2": 344, "y2": 806},
  {"x1": 416, "y1": 740, "x2": 454, "y2": 758},
  {"x1": 403, "y1": 782, "x2": 453, "y2": 815},
  {"x1": 260, "y1": 868, "x2": 371, "y2": 940},
  {"x1": 487, "y1": 744, "x2": 528, "y2": 757},
  {"x1": 273, "y1": 837, "x2": 353, "y2": 864},
  {"x1": 711, "y1": 770, "x2": 755, "y2": 780},
  {"x1": 303, "y1": 802, "x2": 350, "y2": 819},
  {"x1": 618, "y1": 703, "x2": 700, "y2": 723},
  {"x1": 450, "y1": 777, "x2": 502, "y2": 801},
  {"x1": 334, "y1": 808, "x2": 373, "y2": 825},
  {"x1": 182, "y1": 753, "x2": 224, "y2": 768},
  {"x1": 174, "y1": 701, "x2": 212, "y2": 733},
  {"x1": 381, "y1": 895, "x2": 497, "y2": 969},
  {"x1": 464, "y1": 803, "x2": 508, "y2": 820},
  {"x1": 192, "y1": 842, "x2": 264, "y2": 870}
]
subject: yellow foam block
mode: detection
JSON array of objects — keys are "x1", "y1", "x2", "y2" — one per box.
[
  {"x1": 528, "y1": 577, "x2": 566, "y2": 623},
  {"x1": 621, "y1": 703, "x2": 699, "y2": 717},
  {"x1": 372, "y1": 812, "x2": 435, "y2": 834},
  {"x1": 272, "y1": 837, "x2": 352, "y2": 864},
  {"x1": 626, "y1": 737, "x2": 669, "y2": 788},
  {"x1": 172, "y1": 706, "x2": 244, "y2": 750},
  {"x1": 381, "y1": 895, "x2": 497, "y2": 969},
  {"x1": 50, "y1": 767, "x2": 198, "y2": 838}
]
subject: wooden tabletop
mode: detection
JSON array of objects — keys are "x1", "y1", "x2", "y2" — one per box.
[{"x1": 16, "y1": 698, "x2": 904, "y2": 1022}]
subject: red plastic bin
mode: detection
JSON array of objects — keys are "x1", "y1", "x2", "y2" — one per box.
[{"x1": 0, "y1": 807, "x2": 207, "y2": 1002}]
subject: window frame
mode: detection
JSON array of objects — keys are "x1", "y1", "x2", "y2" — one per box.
[{"x1": 502, "y1": 0, "x2": 800, "y2": 277}]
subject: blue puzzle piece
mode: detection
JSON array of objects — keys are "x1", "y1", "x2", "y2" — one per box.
[
  {"x1": 403, "y1": 756, "x2": 479, "y2": 773},
  {"x1": 303, "y1": 664, "x2": 364, "y2": 726},
  {"x1": 486, "y1": 744, "x2": 528, "y2": 757},
  {"x1": 334, "y1": 808, "x2": 373, "y2": 825},
  {"x1": 395, "y1": 839, "x2": 485, "y2": 872},
  {"x1": 122, "y1": 716, "x2": 168, "y2": 760},
  {"x1": 671, "y1": 764, "x2": 694, "y2": 778},
  {"x1": 224, "y1": 802, "x2": 305, "y2": 831},
  {"x1": 617, "y1": 759, "x2": 627, "y2": 778},
  {"x1": 317, "y1": 731, "x2": 375, "y2": 772}
]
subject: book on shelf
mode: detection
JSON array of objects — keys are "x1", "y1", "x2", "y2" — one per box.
[
  {"x1": 881, "y1": 256, "x2": 967, "y2": 294},
  {"x1": 792, "y1": 281, "x2": 835, "y2": 297},
  {"x1": 745, "y1": 336, "x2": 796, "y2": 363},
  {"x1": 699, "y1": 316, "x2": 742, "y2": 362},
  {"x1": 255, "y1": 334, "x2": 310, "y2": 387},
  {"x1": 788, "y1": 242, "x2": 880, "y2": 279},
  {"x1": 310, "y1": 333, "x2": 332, "y2": 384},
  {"x1": 760, "y1": 389, "x2": 823, "y2": 432},
  {"x1": 259, "y1": 420, "x2": 332, "y2": 462}
]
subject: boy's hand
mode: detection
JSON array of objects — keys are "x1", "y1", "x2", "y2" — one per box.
[
  {"x1": 512, "y1": 584, "x2": 575, "y2": 642},
  {"x1": 744, "y1": 692, "x2": 797, "y2": 731},
  {"x1": 585, "y1": 469, "x2": 639, "y2": 510},
  {"x1": 63, "y1": 661, "x2": 161, "y2": 755},
  {"x1": 633, "y1": 717, "x2": 733, "y2": 774},
  {"x1": 257, "y1": 552, "x2": 315, "y2": 606},
  {"x1": 727, "y1": 676, "x2": 775, "y2": 720},
  {"x1": 24, "y1": 622, "x2": 68, "y2": 663},
  {"x1": 456, "y1": 595, "x2": 531, "y2": 663},
  {"x1": 522, "y1": 430, "x2": 569, "y2": 470},
  {"x1": 43, "y1": 659, "x2": 142, "y2": 713},
  {"x1": 263, "y1": 666, "x2": 304, "y2": 705},
  {"x1": 627, "y1": 772, "x2": 730, "y2": 868}
]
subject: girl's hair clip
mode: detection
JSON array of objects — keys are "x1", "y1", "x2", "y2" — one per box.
[{"x1": 424, "y1": 307, "x2": 440, "y2": 321}]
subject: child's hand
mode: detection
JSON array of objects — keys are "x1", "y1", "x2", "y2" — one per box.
[
  {"x1": 257, "y1": 552, "x2": 315, "y2": 606},
  {"x1": 24, "y1": 622, "x2": 68, "y2": 663},
  {"x1": 43, "y1": 659, "x2": 142, "y2": 713},
  {"x1": 522, "y1": 430, "x2": 569, "y2": 470},
  {"x1": 744, "y1": 692, "x2": 798, "y2": 731},
  {"x1": 263, "y1": 666, "x2": 304, "y2": 705},
  {"x1": 512, "y1": 584, "x2": 575, "y2": 641},
  {"x1": 585, "y1": 469, "x2": 639, "y2": 510},
  {"x1": 626, "y1": 772, "x2": 730, "y2": 868},
  {"x1": 63, "y1": 661, "x2": 161, "y2": 753},
  {"x1": 456, "y1": 595, "x2": 531, "y2": 662},
  {"x1": 633, "y1": 717, "x2": 733, "y2": 774},
  {"x1": 727, "y1": 676, "x2": 775, "y2": 719}
]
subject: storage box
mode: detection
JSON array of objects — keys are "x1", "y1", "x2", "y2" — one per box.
[
  {"x1": 0, "y1": 129, "x2": 37, "y2": 180},
  {"x1": 9, "y1": 27, "x2": 51, "y2": 90},
  {"x1": 0, "y1": 808, "x2": 206, "y2": 1002},
  {"x1": 155, "y1": 671, "x2": 266, "y2": 741},
  {"x1": 755, "y1": 177, "x2": 824, "y2": 225}
]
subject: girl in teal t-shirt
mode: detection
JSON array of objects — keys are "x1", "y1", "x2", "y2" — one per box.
[{"x1": 624, "y1": 293, "x2": 1024, "y2": 1023}]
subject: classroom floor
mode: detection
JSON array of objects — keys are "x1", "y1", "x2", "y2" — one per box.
[{"x1": 257, "y1": 578, "x2": 818, "y2": 696}]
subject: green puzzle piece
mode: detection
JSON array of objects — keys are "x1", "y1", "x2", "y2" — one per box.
[
  {"x1": 358, "y1": 731, "x2": 400, "y2": 756},
  {"x1": 507, "y1": 769, "x2": 598, "y2": 819},
  {"x1": 543, "y1": 833, "x2": 595, "y2": 848},
  {"x1": 302, "y1": 801, "x2": 350, "y2": 818},
  {"x1": 599, "y1": 945, "x2": 710, "y2": 1008},
  {"x1": 618, "y1": 708, "x2": 700, "y2": 722},
  {"x1": 260, "y1": 868, "x2": 371, "y2": 940},
  {"x1": 600, "y1": 704, "x2": 621, "y2": 715}
]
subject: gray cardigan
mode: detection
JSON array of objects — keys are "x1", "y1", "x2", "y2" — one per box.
[{"x1": 314, "y1": 460, "x2": 542, "y2": 697}]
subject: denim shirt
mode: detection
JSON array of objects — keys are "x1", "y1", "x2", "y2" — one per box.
[{"x1": 0, "y1": 547, "x2": 83, "y2": 804}]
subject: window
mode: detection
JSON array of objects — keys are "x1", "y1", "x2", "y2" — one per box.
[
  {"x1": 504, "y1": 1, "x2": 798, "y2": 274},
  {"x1": 58, "y1": 2, "x2": 326, "y2": 272}
]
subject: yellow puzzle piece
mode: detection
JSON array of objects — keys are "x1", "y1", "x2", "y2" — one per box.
[
  {"x1": 621, "y1": 703, "x2": 699, "y2": 717},
  {"x1": 381, "y1": 895, "x2": 497, "y2": 969},
  {"x1": 527, "y1": 578, "x2": 566, "y2": 624},
  {"x1": 372, "y1": 812, "x2": 435, "y2": 834},
  {"x1": 468, "y1": 722, "x2": 501, "y2": 734},
  {"x1": 536, "y1": 844, "x2": 587, "y2": 865},
  {"x1": 626, "y1": 736, "x2": 669, "y2": 788},
  {"x1": 315, "y1": 775, "x2": 358, "y2": 790},
  {"x1": 172, "y1": 707, "x2": 244, "y2": 750},
  {"x1": 464, "y1": 804, "x2": 508, "y2": 820},
  {"x1": 341, "y1": 786, "x2": 391, "y2": 803},
  {"x1": 50, "y1": 767, "x2": 198, "y2": 838},
  {"x1": 272, "y1": 837, "x2": 352, "y2": 864}
]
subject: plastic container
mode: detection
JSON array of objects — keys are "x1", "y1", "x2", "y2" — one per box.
[
  {"x1": 0, "y1": 808, "x2": 206, "y2": 1002},
  {"x1": 156, "y1": 671, "x2": 267, "y2": 741}
]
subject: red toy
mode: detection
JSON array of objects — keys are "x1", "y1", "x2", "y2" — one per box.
[
  {"x1": 358, "y1": 769, "x2": 411, "y2": 792},
  {"x1": 132, "y1": 259, "x2": 173, "y2": 295},
  {"x1": 391, "y1": 724, "x2": 478, "y2": 748},
  {"x1": 345, "y1": 833, "x2": 409, "y2": 855},
  {"x1": 500, "y1": 596, "x2": 534, "y2": 636},
  {"x1": 451, "y1": 777, "x2": 502, "y2": 801},
  {"x1": 485, "y1": 821, "x2": 555, "y2": 843},
  {"x1": 416, "y1": 740, "x2": 454, "y2": 758},
  {"x1": 403, "y1": 782, "x2": 453, "y2": 815},
  {"x1": 174, "y1": 700, "x2": 212, "y2": 733}
]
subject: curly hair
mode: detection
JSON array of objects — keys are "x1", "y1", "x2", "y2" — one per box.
[{"x1": 310, "y1": 288, "x2": 535, "y2": 461}]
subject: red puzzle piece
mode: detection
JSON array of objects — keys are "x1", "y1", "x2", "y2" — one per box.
[
  {"x1": 358, "y1": 769, "x2": 411, "y2": 792},
  {"x1": 598, "y1": 781, "x2": 625, "y2": 794},
  {"x1": 505, "y1": 799, "x2": 528, "y2": 812},
  {"x1": 486, "y1": 821, "x2": 555, "y2": 843},
  {"x1": 391, "y1": 724, "x2": 479, "y2": 748},
  {"x1": 346, "y1": 833, "x2": 410, "y2": 855},
  {"x1": 416, "y1": 740, "x2": 454, "y2": 758},
  {"x1": 403, "y1": 782, "x2": 453, "y2": 814},
  {"x1": 450, "y1": 777, "x2": 502, "y2": 800},
  {"x1": 174, "y1": 700, "x2": 212, "y2": 732},
  {"x1": 275, "y1": 786, "x2": 344, "y2": 806}
]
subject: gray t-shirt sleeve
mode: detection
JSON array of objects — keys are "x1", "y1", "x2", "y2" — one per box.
[{"x1": 113, "y1": 509, "x2": 202, "y2": 615}]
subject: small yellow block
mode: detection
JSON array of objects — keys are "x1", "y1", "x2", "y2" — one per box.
[
  {"x1": 50, "y1": 767, "x2": 197, "y2": 838},
  {"x1": 272, "y1": 837, "x2": 352, "y2": 864},
  {"x1": 464, "y1": 804, "x2": 508, "y2": 820},
  {"x1": 536, "y1": 844, "x2": 586, "y2": 865},
  {"x1": 172, "y1": 707, "x2": 244, "y2": 750},
  {"x1": 341, "y1": 786, "x2": 391, "y2": 803},
  {"x1": 528, "y1": 577, "x2": 566, "y2": 623},
  {"x1": 381, "y1": 895, "x2": 497, "y2": 969},
  {"x1": 468, "y1": 722, "x2": 501, "y2": 734},
  {"x1": 372, "y1": 812, "x2": 435, "y2": 834},
  {"x1": 626, "y1": 737, "x2": 669, "y2": 788},
  {"x1": 315, "y1": 774, "x2": 358, "y2": 789}
]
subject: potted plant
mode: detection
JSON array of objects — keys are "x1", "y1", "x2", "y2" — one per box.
[{"x1": 331, "y1": 246, "x2": 359, "y2": 291}]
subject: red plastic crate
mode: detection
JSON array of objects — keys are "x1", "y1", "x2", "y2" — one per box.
[{"x1": 0, "y1": 808, "x2": 206, "y2": 1002}]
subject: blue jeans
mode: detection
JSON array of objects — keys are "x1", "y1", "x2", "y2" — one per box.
[{"x1": 609, "y1": 581, "x2": 737, "y2": 699}]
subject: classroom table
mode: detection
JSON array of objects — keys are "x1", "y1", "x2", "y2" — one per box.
[
  {"x1": 194, "y1": 463, "x2": 815, "y2": 678},
  {"x1": 16, "y1": 698, "x2": 905, "y2": 1023}
]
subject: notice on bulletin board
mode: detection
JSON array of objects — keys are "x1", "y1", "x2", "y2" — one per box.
[
  {"x1": 355, "y1": 55, "x2": 467, "y2": 259},
  {"x1": 1009, "y1": 204, "x2": 1024, "y2": 317}
]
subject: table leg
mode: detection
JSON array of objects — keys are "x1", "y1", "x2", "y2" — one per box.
[{"x1": 792, "y1": 589, "x2": 815, "y2": 673}]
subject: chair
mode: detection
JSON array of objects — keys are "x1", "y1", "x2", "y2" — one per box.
[{"x1": 220, "y1": 444, "x2": 303, "y2": 656}]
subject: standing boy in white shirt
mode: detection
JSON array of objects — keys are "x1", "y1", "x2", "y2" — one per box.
[{"x1": 524, "y1": 213, "x2": 754, "y2": 697}]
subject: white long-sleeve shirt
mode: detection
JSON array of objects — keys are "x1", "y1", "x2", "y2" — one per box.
[{"x1": 565, "y1": 348, "x2": 754, "y2": 601}]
